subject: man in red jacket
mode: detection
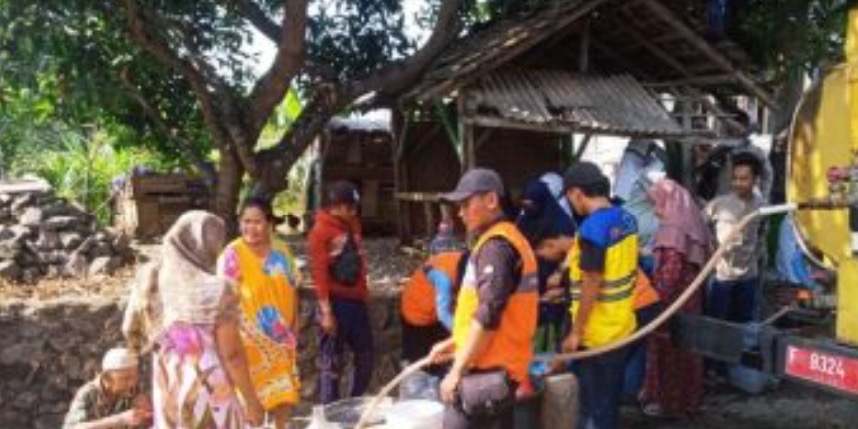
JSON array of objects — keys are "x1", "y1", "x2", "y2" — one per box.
[{"x1": 308, "y1": 181, "x2": 373, "y2": 404}]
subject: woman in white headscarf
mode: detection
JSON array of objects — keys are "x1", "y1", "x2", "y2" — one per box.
[{"x1": 128, "y1": 211, "x2": 265, "y2": 428}]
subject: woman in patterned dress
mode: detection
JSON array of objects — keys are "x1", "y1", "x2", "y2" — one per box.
[
  {"x1": 640, "y1": 179, "x2": 713, "y2": 418},
  {"x1": 219, "y1": 196, "x2": 301, "y2": 429},
  {"x1": 151, "y1": 211, "x2": 265, "y2": 428}
]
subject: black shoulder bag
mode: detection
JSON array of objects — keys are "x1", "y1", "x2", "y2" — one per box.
[{"x1": 330, "y1": 233, "x2": 362, "y2": 286}]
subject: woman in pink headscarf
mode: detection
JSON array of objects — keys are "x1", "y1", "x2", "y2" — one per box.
[{"x1": 640, "y1": 178, "x2": 713, "y2": 418}]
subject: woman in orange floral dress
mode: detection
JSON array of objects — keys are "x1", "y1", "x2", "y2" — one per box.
[{"x1": 219, "y1": 196, "x2": 301, "y2": 429}]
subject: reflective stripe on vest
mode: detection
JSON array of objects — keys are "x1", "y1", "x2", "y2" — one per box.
[
  {"x1": 452, "y1": 221, "x2": 538, "y2": 383},
  {"x1": 567, "y1": 232, "x2": 638, "y2": 348}
]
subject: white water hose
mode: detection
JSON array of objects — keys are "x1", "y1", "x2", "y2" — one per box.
[{"x1": 355, "y1": 203, "x2": 798, "y2": 429}]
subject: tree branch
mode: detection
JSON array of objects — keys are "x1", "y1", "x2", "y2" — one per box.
[
  {"x1": 253, "y1": 83, "x2": 347, "y2": 193},
  {"x1": 350, "y1": 0, "x2": 466, "y2": 98},
  {"x1": 247, "y1": 0, "x2": 309, "y2": 131},
  {"x1": 251, "y1": 0, "x2": 466, "y2": 191},
  {"x1": 118, "y1": 68, "x2": 216, "y2": 182},
  {"x1": 122, "y1": 0, "x2": 230, "y2": 151},
  {"x1": 229, "y1": 0, "x2": 281, "y2": 42},
  {"x1": 137, "y1": 5, "x2": 225, "y2": 92}
]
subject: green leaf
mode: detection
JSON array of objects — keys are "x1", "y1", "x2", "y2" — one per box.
[{"x1": 281, "y1": 87, "x2": 303, "y2": 126}]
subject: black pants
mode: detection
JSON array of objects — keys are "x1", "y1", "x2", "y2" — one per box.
[
  {"x1": 572, "y1": 346, "x2": 629, "y2": 429},
  {"x1": 319, "y1": 299, "x2": 374, "y2": 404},
  {"x1": 402, "y1": 318, "x2": 450, "y2": 377},
  {"x1": 402, "y1": 318, "x2": 449, "y2": 361}
]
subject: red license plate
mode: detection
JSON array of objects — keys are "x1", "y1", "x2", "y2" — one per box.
[{"x1": 784, "y1": 345, "x2": 858, "y2": 395}]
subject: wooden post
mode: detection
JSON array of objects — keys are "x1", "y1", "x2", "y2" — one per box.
[
  {"x1": 423, "y1": 201, "x2": 436, "y2": 242},
  {"x1": 464, "y1": 124, "x2": 476, "y2": 170},
  {"x1": 459, "y1": 96, "x2": 476, "y2": 170},
  {"x1": 393, "y1": 110, "x2": 413, "y2": 245}
]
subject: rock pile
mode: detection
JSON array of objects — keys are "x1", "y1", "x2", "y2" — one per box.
[{"x1": 0, "y1": 180, "x2": 134, "y2": 283}]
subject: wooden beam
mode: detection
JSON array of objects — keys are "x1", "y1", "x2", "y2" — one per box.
[
  {"x1": 611, "y1": 11, "x2": 696, "y2": 79},
  {"x1": 519, "y1": 19, "x2": 583, "y2": 66},
  {"x1": 643, "y1": 73, "x2": 737, "y2": 87},
  {"x1": 434, "y1": 101, "x2": 461, "y2": 158},
  {"x1": 459, "y1": 96, "x2": 475, "y2": 170},
  {"x1": 395, "y1": 192, "x2": 443, "y2": 202},
  {"x1": 463, "y1": 123, "x2": 475, "y2": 170},
  {"x1": 590, "y1": 39, "x2": 654, "y2": 80},
  {"x1": 464, "y1": 115, "x2": 693, "y2": 139},
  {"x1": 579, "y1": 17, "x2": 590, "y2": 73},
  {"x1": 641, "y1": 0, "x2": 778, "y2": 109},
  {"x1": 423, "y1": 201, "x2": 436, "y2": 241},
  {"x1": 417, "y1": 0, "x2": 613, "y2": 102},
  {"x1": 403, "y1": 122, "x2": 444, "y2": 162},
  {"x1": 394, "y1": 109, "x2": 412, "y2": 162},
  {"x1": 467, "y1": 116, "x2": 576, "y2": 134},
  {"x1": 474, "y1": 128, "x2": 496, "y2": 152},
  {"x1": 396, "y1": 137, "x2": 413, "y2": 245},
  {"x1": 574, "y1": 133, "x2": 593, "y2": 161}
]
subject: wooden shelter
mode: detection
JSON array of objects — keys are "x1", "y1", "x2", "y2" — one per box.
[
  {"x1": 394, "y1": 0, "x2": 775, "y2": 244},
  {"x1": 306, "y1": 114, "x2": 397, "y2": 236},
  {"x1": 113, "y1": 173, "x2": 212, "y2": 239}
]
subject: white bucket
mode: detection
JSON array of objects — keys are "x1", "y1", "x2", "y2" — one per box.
[{"x1": 384, "y1": 399, "x2": 444, "y2": 429}]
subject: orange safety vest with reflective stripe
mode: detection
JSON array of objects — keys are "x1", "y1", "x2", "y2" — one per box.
[
  {"x1": 401, "y1": 251, "x2": 463, "y2": 326},
  {"x1": 567, "y1": 207, "x2": 638, "y2": 348},
  {"x1": 452, "y1": 221, "x2": 539, "y2": 383}
]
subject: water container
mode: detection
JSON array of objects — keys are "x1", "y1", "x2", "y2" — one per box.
[
  {"x1": 399, "y1": 370, "x2": 440, "y2": 401},
  {"x1": 307, "y1": 405, "x2": 341, "y2": 429},
  {"x1": 384, "y1": 399, "x2": 444, "y2": 429},
  {"x1": 540, "y1": 373, "x2": 578, "y2": 429},
  {"x1": 514, "y1": 388, "x2": 542, "y2": 429}
]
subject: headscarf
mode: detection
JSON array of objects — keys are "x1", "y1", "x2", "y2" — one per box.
[
  {"x1": 647, "y1": 178, "x2": 713, "y2": 267},
  {"x1": 539, "y1": 172, "x2": 573, "y2": 217},
  {"x1": 122, "y1": 262, "x2": 162, "y2": 352},
  {"x1": 122, "y1": 211, "x2": 228, "y2": 351},
  {"x1": 157, "y1": 211, "x2": 228, "y2": 329},
  {"x1": 517, "y1": 177, "x2": 576, "y2": 243}
]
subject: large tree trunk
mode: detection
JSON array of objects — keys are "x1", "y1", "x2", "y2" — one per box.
[{"x1": 214, "y1": 149, "x2": 244, "y2": 231}]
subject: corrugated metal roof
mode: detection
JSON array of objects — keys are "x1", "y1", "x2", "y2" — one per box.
[{"x1": 466, "y1": 70, "x2": 684, "y2": 137}]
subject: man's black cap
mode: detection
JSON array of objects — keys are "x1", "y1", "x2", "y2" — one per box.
[
  {"x1": 442, "y1": 168, "x2": 505, "y2": 202},
  {"x1": 563, "y1": 161, "x2": 607, "y2": 191}
]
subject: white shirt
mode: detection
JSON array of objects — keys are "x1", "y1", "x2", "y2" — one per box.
[{"x1": 705, "y1": 193, "x2": 765, "y2": 281}]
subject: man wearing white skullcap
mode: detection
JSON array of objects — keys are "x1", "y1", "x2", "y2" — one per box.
[{"x1": 63, "y1": 348, "x2": 152, "y2": 429}]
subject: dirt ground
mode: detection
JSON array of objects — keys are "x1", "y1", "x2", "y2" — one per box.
[
  {"x1": 623, "y1": 383, "x2": 858, "y2": 428},
  {"x1": 3, "y1": 238, "x2": 856, "y2": 428}
]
